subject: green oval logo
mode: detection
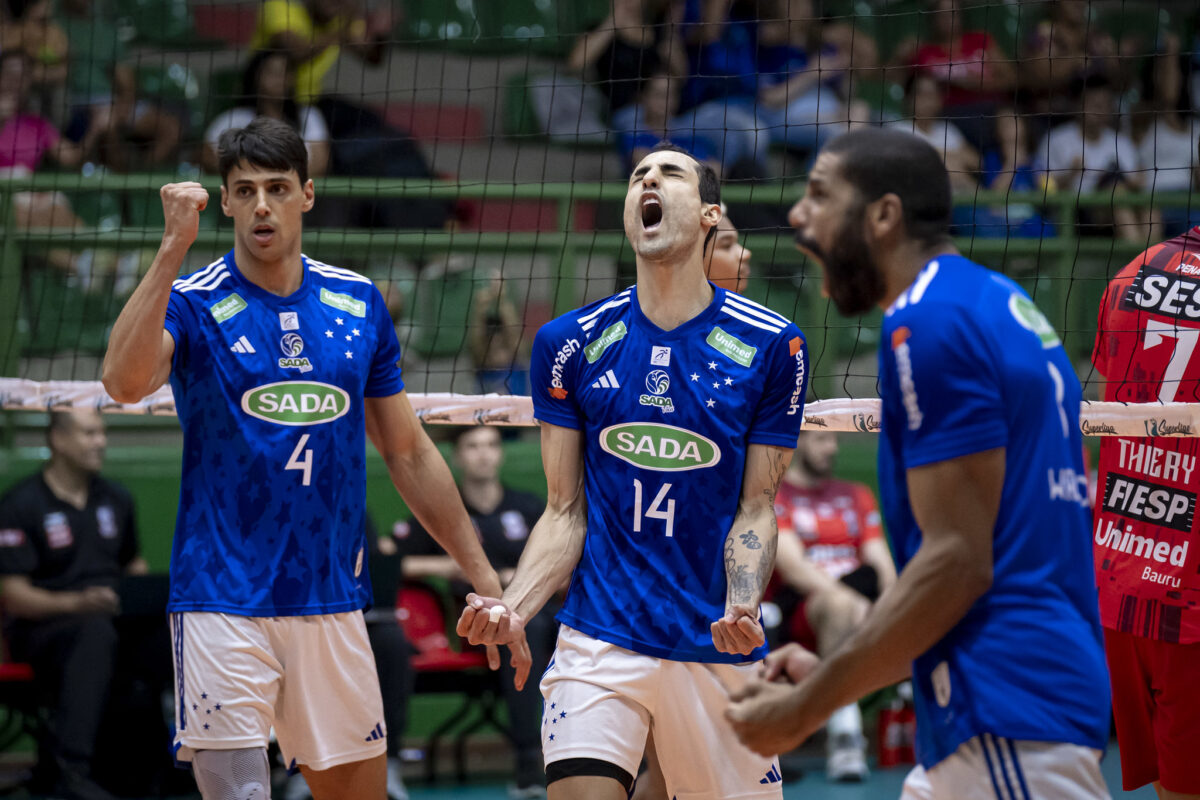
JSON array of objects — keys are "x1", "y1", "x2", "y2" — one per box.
[
  {"x1": 241, "y1": 381, "x2": 351, "y2": 426},
  {"x1": 599, "y1": 423, "x2": 721, "y2": 471}
]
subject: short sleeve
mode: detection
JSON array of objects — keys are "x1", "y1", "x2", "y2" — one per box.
[
  {"x1": 748, "y1": 327, "x2": 808, "y2": 448},
  {"x1": 0, "y1": 491, "x2": 38, "y2": 576},
  {"x1": 883, "y1": 308, "x2": 1007, "y2": 468},
  {"x1": 529, "y1": 322, "x2": 584, "y2": 430},
  {"x1": 365, "y1": 284, "x2": 404, "y2": 398},
  {"x1": 164, "y1": 289, "x2": 190, "y2": 373}
]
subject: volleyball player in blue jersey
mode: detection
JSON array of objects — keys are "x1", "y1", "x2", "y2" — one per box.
[
  {"x1": 459, "y1": 143, "x2": 810, "y2": 800},
  {"x1": 727, "y1": 128, "x2": 1112, "y2": 799},
  {"x1": 102, "y1": 117, "x2": 528, "y2": 800}
]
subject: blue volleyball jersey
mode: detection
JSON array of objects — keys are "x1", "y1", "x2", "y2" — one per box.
[
  {"x1": 163, "y1": 250, "x2": 405, "y2": 616},
  {"x1": 530, "y1": 284, "x2": 808, "y2": 662},
  {"x1": 877, "y1": 255, "x2": 1109, "y2": 767}
]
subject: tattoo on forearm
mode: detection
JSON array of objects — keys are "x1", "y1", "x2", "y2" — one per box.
[{"x1": 739, "y1": 531, "x2": 762, "y2": 550}]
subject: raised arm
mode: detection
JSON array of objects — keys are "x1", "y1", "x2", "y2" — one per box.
[
  {"x1": 101, "y1": 182, "x2": 205, "y2": 402},
  {"x1": 711, "y1": 443, "x2": 793, "y2": 655},
  {"x1": 458, "y1": 421, "x2": 586, "y2": 641}
]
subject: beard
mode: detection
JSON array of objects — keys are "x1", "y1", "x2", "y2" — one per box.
[
  {"x1": 799, "y1": 450, "x2": 834, "y2": 480},
  {"x1": 794, "y1": 207, "x2": 886, "y2": 317}
]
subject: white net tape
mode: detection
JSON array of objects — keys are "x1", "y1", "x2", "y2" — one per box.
[{"x1": 2, "y1": 379, "x2": 1197, "y2": 436}]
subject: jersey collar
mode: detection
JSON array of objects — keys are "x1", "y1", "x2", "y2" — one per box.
[
  {"x1": 629, "y1": 282, "x2": 725, "y2": 339},
  {"x1": 221, "y1": 248, "x2": 313, "y2": 307}
]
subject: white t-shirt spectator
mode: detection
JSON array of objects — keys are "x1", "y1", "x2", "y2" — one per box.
[
  {"x1": 204, "y1": 106, "x2": 329, "y2": 160},
  {"x1": 1035, "y1": 122, "x2": 1140, "y2": 194},
  {"x1": 1137, "y1": 117, "x2": 1198, "y2": 193},
  {"x1": 886, "y1": 118, "x2": 969, "y2": 159}
]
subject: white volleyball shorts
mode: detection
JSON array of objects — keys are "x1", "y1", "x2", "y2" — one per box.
[
  {"x1": 540, "y1": 625, "x2": 784, "y2": 800},
  {"x1": 170, "y1": 611, "x2": 387, "y2": 771},
  {"x1": 899, "y1": 734, "x2": 1110, "y2": 800}
]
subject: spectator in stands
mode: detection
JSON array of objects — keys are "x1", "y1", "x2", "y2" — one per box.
[
  {"x1": 768, "y1": 430, "x2": 895, "y2": 782},
  {"x1": 896, "y1": 0, "x2": 1015, "y2": 152},
  {"x1": 1034, "y1": 72, "x2": 1150, "y2": 240},
  {"x1": 967, "y1": 107, "x2": 1053, "y2": 238},
  {"x1": 750, "y1": 0, "x2": 870, "y2": 162},
  {"x1": 58, "y1": 0, "x2": 181, "y2": 172},
  {"x1": 469, "y1": 271, "x2": 528, "y2": 396},
  {"x1": 395, "y1": 426, "x2": 554, "y2": 799},
  {"x1": 1136, "y1": 33, "x2": 1199, "y2": 237},
  {"x1": 0, "y1": 49, "x2": 87, "y2": 274},
  {"x1": 0, "y1": 409, "x2": 147, "y2": 800},
  {"x1": 249, "y1": 0, "x2": 392, "y2": 105},
  {"x1": 566, "y1": 0, "x2": 687, "y2": 124},
  {"x1": 250, "y1": 0, "x2": 450, "y2": 229},
  {"x1": 887, "y1": 73, "x2": 978, "y2": 193},
  {"x1": 704, "y1": 203, "x2": 751, "y2": 295},
  {"x1": 201, "y1": 50, "x2": 330, "y2": 178},
  {"x1": 0, "y1": 0, "x2": 67, "y2": 115},
  {"x1": 614, "y1": 71, "x2": 721, "y2": 173},
  {"x1": 1018, "y1": 1, "x2": 1121, "y2": 135}
]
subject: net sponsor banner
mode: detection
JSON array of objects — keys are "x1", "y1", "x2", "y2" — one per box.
[{"x1": 4, "y1": 379, "x2": 1200, "y2": 434}]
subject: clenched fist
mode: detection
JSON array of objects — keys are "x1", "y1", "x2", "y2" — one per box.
[{"x1": 160, "y1": 182, "x2": 209, "y2": 251}]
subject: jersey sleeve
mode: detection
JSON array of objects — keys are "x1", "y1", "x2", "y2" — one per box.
[
  {"x1": 853, "y1": 484, "x2": 884, "y2": 544},
  {"x1": 164, "y1": 289, "x2": 190, "y2": 373},
  {"x1": 748, "y1": 326, "x2": 808, "y2": 447},
  {"x1": 365, "y1": 284, "x2": 405, "y2": 398},
  {"x1": 529, "y1": 320, "x2": 584, "y2": 430},
  {"x1": 0, "y1": 490, "x2": 38, "y2": 576},
  {"x1": 883, "y1": 306, "x2": 1007, "y2": 468}
]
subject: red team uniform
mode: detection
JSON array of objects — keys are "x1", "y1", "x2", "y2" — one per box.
[
  {"x1": 771, "y1": 479, "x2": 883, "y2": 646},
  {"x1": 1092, "y1": 226, "x2": 1200, "y2": 793}
]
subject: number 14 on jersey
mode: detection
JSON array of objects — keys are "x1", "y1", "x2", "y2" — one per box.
[{"x1": 633, "y1": 479, "x2": 675, "y2": 537}]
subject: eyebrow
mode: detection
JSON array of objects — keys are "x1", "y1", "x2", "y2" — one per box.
[
  {"x1": 232, "y1": 175, "x2": 291, "y2": 185},
  {"x1": 630, "y1": 161, "x2": 691, "y2": 181}
]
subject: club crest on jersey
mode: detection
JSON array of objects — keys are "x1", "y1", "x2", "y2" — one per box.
[
  {"x1": 278, "y1": 333, "x2": 313, "y2": 373},
  {"x1": 600, "y1": 422, "x2": 721, "y2": 471},
  {"x1": 639, "y1": 369, "x2": 674, "y2": 413}
]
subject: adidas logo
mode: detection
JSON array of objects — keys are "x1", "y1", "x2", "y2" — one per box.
[
  {"x1": 759, "y1": 764, "x2": 782, "y2": 784},
  {"x1": 591, "y1": 369, "x2": 620, "y2": 389},
  {"x1": 364, "y1": 722, "x2": 384, "y2": 742},
  {"x1": 230, "y1": 336, "x2": 255, "y2": 354}
]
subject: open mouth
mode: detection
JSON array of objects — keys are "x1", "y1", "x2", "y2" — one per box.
[
  {"x1": 252, "y1": 223, "x2": 275, "y2": 244},
  {"x1": 641, "y1": 195, "x2": 663, "y2": 230}
]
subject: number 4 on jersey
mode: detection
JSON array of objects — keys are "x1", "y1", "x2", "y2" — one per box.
[
  {"x1": 286, "y1": 434, "x2": 314, "y2": 486},
  {"x1": 633, "y1": 479, "x2": 675, "y2": 537}
]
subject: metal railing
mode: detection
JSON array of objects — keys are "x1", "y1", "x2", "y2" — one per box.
[{"x1": 1, "y1": 173, "x2": 1188, "y2": 391}]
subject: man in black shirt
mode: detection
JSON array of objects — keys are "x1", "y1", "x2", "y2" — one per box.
[
  {"x1": 395, "y1": 426, "x2": 554, "y2": 799},
  {"x1": 0, "y1": 409, "x2": 146, "y2": 800}
]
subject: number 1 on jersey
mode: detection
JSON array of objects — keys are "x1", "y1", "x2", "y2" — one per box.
[
  {"x1": 633, "y1": 479, "x2": 675, "y2": 537},
  {"x1": 286, "y1": 434, "x2": 313, "y2": 486}
]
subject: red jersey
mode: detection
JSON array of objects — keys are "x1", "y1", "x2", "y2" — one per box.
[
  {"x1": 913, "y1": 32, "x2": 1003, "y2": 107},
  {"x1": 774, "y1": 478, "x2": 883, "y2": 579},
  {"x1": 1092, "y1": 226, "x2": 1200, "y2": 643}
]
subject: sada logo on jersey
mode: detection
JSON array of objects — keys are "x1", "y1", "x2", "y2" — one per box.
[
  {"x1": 639, "y1": 369, "x2": 675, "y2": 413},
  {"x1": 600, "y1": 423, "x2": 721, "y2": 471},
  {"x1": 241, "y1": 381, "x2": 350, "y2": 425},
  {"x1": 279, "y1": 333, "x2": 313, "y2": 373}
]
